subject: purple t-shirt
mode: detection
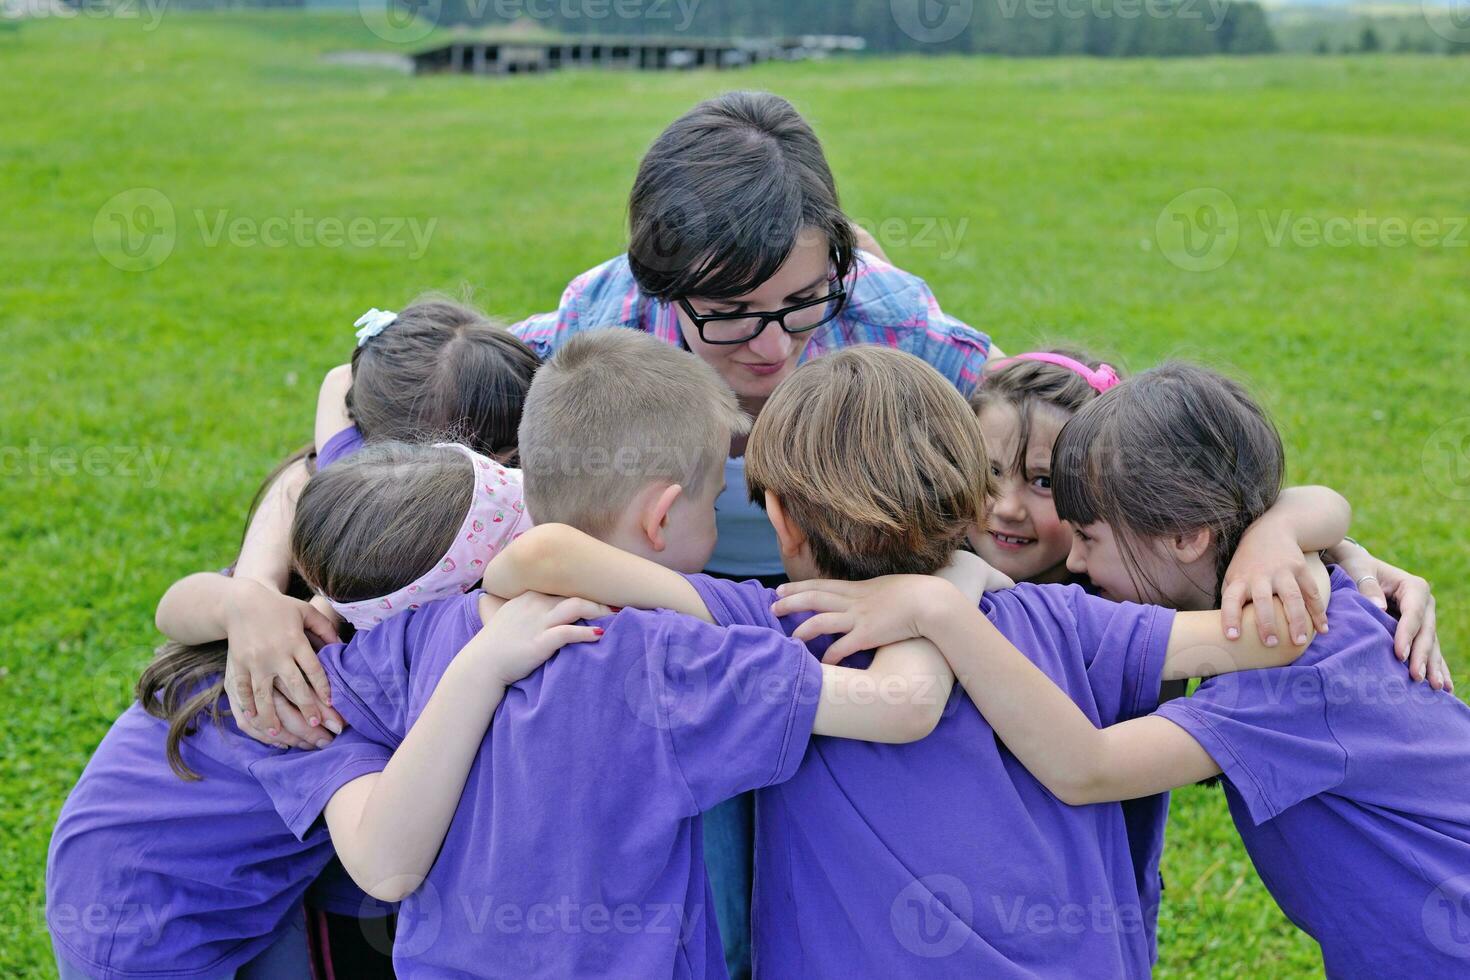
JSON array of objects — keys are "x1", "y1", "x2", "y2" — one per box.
[
  {"x1": 252, "y1": 592, "x2": 822, "y2": 978},
  {"x1": 46, "y1": 697, "x2": 390, "y2": 979},
  {"x1": 316, "y1": 424, "x2": 364, "y2": 470},
  {"x1": 1156, "y1": 567, "x2": 1470, "y2": 975},
  {"x1": 687, "y1": 575, "x2": 1173, "y2": 979}
]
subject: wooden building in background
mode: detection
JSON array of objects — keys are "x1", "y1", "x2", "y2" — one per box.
[{"x1": 410, "y1": 32, "x2": 864, "y2": 76}]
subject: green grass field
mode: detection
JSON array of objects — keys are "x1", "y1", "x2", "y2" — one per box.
[{"x1": 2, "y1": 11, "x2": 1467, "y2": 976}]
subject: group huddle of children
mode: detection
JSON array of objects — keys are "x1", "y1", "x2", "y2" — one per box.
[{"x1": 46, "y1": 294, "x2": 1470, "y2": 979}]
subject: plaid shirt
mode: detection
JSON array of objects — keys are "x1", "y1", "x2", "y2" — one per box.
[{"x1": 511, "y1": 252, "x2": 993, "y2": 395}]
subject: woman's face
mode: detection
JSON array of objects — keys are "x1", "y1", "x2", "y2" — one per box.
[{"x1": 675, "y1": 230, "x2": 833, "y2": 405}]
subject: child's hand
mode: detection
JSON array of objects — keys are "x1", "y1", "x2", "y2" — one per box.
[
  {"x1": 772, "y1": 575, "x2": 962, "y2": 665},
  {"x1": 1327, "y1": 541, "x2": 1448, "y2": 691},
  {"x1": 1222, "y1": 517, "x2": 1329, "y2": 649},
  {"x1": 223, "y1": 578, "x2": 344, "y2": 748},
  {"x1": 473, "y1": 593, "x2": 613, "y2": 686},
  {"x1": 935, "y1": 551, "x2": 1015, "y2": 606}
]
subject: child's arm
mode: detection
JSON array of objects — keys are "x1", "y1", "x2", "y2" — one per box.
[
  {"x1": 483, "y1": 523, "x2": 953, "y2": 744},
  {"x1": 916, "y1": 587, "x2": 1221, "y2": 803},
  {"x1": 482, "y1": 523, "x2": 714, "y2": 623},
  {"x1": 315, "y1": 363, "x2": 354, "y2": 452},
  {"x1": 1220, "y1": 486, "x2": 1350, "y2": 648},
  {"x1": 324, "y1": 593, "x2": 609, "y2": 902},
  {"x1": 774, "y1": 573, "x2": 1328, "y2": 804},
  {"x1": 157, "y1": 452, "x2": 345, "y2": 747},
  {"x1": 1324, "y1": 538, "x2": 1448, "y2": 690},
  {"x1": 156, "y1": 572, "x2": 341, "y2": 750}
]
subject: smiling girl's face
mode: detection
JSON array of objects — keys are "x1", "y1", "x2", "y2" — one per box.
[
  {"x1": 968, "y1": 401, "x2": 1074, "y2": 584},
  {"x1": 675, "y1": 230, "x2": 834, "y2": 407}
]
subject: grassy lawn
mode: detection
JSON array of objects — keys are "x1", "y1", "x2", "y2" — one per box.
[{"x1": 2, "y1": 12, "x2": 1466, "y2": 976}]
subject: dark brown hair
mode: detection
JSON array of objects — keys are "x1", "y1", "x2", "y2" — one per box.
[
  {"x1": 746, "y1": 346, "x2": 994, "y2": 581},
  {"x1": 628, "y1": 91, "x2": 857, "y2": 303},
  {"x1": 291, "y1": 441, "x2": 473, "y2": 604},
  {"x1": 348, "y1": 298, "x2": 540, "y2": 464},
  {"x1": 137, "y1": 445, "x2": 317, "y2": 780},
  {"x1": 971, "y1": 348, "x2": 1119, "y2": 478},
  {"x1": 1052, "y1": 361, "x2": 1286, "y2": 602}
]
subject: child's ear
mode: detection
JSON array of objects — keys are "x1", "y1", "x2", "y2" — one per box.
[
  {"x1": 764, "y1": 491, "x2": 807, "y2": 559},
  {"x1": 1170, "y1": 527, "x2": 1213, "y2": 566},
  {"x1": 640, "y1": 483, "x2": 685, "y2": 553}
]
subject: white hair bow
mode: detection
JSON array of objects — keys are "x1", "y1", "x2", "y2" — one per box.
[{"x1": 354, "y1": 308, "x2": 398, "y2": 347}]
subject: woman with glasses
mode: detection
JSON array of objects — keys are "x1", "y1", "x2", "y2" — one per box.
[
  {"x1": 510, "y1": 89, "x2": 996, "y2": 980},
  {"x1": 514, "y1": 90, "x2": 996, "y2": 587}
]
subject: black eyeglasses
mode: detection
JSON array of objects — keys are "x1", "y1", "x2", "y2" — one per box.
[{"x1": 676, "y1": 281, "x2": 848, "y2": 346}]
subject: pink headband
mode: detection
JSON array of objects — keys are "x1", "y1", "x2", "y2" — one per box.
[
  {"x1": 988, "y1": 352, "x2": 1121, "y2": 394},
  {"x1": 330, "y1": 443, "x2": 533, "y2": 631}
]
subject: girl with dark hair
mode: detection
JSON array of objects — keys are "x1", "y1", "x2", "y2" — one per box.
[
  {"x1": 970, "y1": 350, "x2": 1125, "y2": 585},
  {"x1": 968, "y1": 351, "x2": 1446, "y2": 961},
  {"x1": 156, "y1": 298, "x2": 540, "y2": 747},
  {"x1": 48, "y1": 442, "x2": 595, "y2": 980},
  {"x1": 775, "y1": 361, "x2": 1466, "y2": 977}
]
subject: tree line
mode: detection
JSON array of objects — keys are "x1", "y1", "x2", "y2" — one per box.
[{"x1": 435, "y1": 0, "x2": 1279, "y2": 57}]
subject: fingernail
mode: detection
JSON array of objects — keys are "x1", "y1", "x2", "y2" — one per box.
[
  {"x1": 608, "y1": 605, "x2": 622, "y2": 613},
  {"x1": 1295, "y1": 634, "x2": 1308, "y2": 646},
  {"x1": 1226, "y1": 628, "x2": 1239, "y2": 640},
  {"x1": 593, "y1": 628, "x2": 605, "y2": 636},
  {"x1": 315, "y1": 739, "x2": 331, "y2": 749},
  {"x1": 325, "y1": 718, "x2": 343, "y2": 735},
  {"x1": 1266, "y1": 636, "x2": 1279, "y2": 648},
  {"x1": 268, "y1": 728, "x2": 280, "y2": 737},
  {"x1": 309, "y1": 717, "x2": 320, "y2": 728}
]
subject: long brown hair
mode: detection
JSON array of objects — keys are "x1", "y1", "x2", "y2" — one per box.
[
  {"x1": 291, "y1": 442, "x2": 472, "y2": 604},
  {"x1": 136, "y1": 445, "x2": 316, "y2": 781},
  {"x1": 348, "y1": 297, "x2": 540, "y2": 464},
  {"x1": 1052, "y1": 362, "x2": 1286, "y2": 603}
]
